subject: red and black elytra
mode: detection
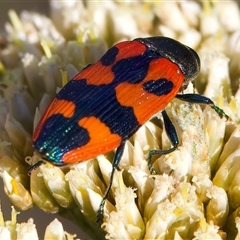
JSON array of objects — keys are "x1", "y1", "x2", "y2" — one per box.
[{"x1": 31, "y1": 36, "x2": 228, "y2": 224}]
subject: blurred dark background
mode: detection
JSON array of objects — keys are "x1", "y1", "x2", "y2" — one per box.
[{"x1": 0, "y1": 0, "x2": 50, "y2": 29}]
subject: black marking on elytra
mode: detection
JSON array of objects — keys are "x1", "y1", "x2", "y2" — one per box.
[
  {"x1": 33, "y1": 114, "x2": 90, "y2": 164},
  {"x1": 57, "y1": 79, "x2": 140, "y2": 137},
  {"x1": 112, "y1": 50, "x2": 162, "y2": 84},
  {"x1": 100, "y1": 46, "x2": 119, "y2": 66},
  {"x1": 143, "y1": 79, "x2": 173, "y2": 96}
]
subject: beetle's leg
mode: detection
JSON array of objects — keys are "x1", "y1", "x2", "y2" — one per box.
[
  {"x1": 147, "y1": 110, "x2": 179, "y2": 174},
  {"x1": 176, "y1": 94, "x2": 229, "y2": 120},
  {"x1": 27, "y1": 160, "x2": 45, "y2": 176},
  {"x1": 97, "y1": 140, "x2": 126, "y2": 225}
]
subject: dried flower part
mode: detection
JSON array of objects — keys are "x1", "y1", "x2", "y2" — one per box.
[
  {"x1": 203, "y1": 105, "x2": 226, "y2": 170},
  {"x1": 16, "y1": 219, "x2": 38, "y2": 240},
  {"x1": 2, "y1": 171, "x2": 33, "y2": 210},
  {"x1": 39, "y1": 163, "x2": 74, "y2": 208},
  {"x1": 0, "y1": 0, "x2": 240, "y2": 239},
  {"x1": 193, "y1": 218, "x2": 222, "y2": 240},
  {"x1": 0, "y1": 201, "x2": 76, "y2": 240},
  {"x1": 206, "y1": 186, "x2": 229, "y2": 227},
  {"x1": 30, "y1": 166, "x2": 60, "y2": 213},
  {"x1": 66, "y1": 159, "x2": 111, "y2": 222},
  {"x1": 104, "y1": 170, "x2": 144, "y2": 240},
  {"x1": 44, "y1": 218, "x2": 74, "y2": 240}
]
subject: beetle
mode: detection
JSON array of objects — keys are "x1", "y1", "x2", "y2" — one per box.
[{"x1": 30, "y1": 36, "x2": 228, "y2": 224}]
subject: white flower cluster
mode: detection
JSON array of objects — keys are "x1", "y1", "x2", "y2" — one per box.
[{"x1": 0, "y1": 0, "x2": 239, "y2": 239}]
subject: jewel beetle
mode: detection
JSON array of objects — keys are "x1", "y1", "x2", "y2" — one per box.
[{"x1": 30, "y1": 36, "x2": 228, "y2": 224}]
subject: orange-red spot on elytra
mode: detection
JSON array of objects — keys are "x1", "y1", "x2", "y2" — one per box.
[
  {"x1": 62, "y1": 116, "x2": 122, "y2": 163},
  {"x1": 114, "y1": 41, "x2": 147, "y2": 61},
  {"x1": 115, "y1": 58, "x2": 185, "y2": 125},
  {"x1": 72, "y1": 41, "x2": 146, "y2": 86},
  {"x1": 73, "y1": 62, "x2": 115, "y2": 85}
]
